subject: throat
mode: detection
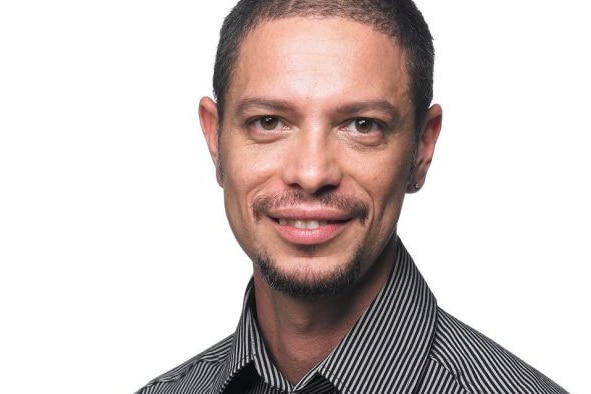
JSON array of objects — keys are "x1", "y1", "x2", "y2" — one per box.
[{"x1": 253, "y1": 280, "x2": 368, "y2": 384}]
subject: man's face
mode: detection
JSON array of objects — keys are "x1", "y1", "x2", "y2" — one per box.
[{"x1": 200, "y1": 17, "x2": 440, "y2": 297}]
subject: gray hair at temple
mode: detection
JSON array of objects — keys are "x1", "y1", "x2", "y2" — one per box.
[{"x1": 212, "y1": 0, "x2": 435, "y2": 136}]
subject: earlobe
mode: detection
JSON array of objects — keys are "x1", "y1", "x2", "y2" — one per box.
[
  {"x1": 407, "y1": 104, "x2": 442, "y2": 193},
  {"x1": 198, "y1": 97, "x2": 223, "y2": 186}
]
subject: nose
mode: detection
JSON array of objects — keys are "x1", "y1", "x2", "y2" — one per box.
[{"x1": 281, "y1": 126, "x2": 343, "y2": 194}]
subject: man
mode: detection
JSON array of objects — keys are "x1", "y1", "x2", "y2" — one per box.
[{"x1": 137, "y1": 0, "x2": 567, "y2": 393}]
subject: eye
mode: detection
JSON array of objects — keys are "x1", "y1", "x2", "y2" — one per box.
[
  {"x1": 345, "y1": 118, "x2": 385, "y2": 134},
  {"x1": 252, "y1": 116, "x2": 282, "y2": 131}
]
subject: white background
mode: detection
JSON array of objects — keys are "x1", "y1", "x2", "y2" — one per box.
[{"x1": 1, "y1": 1, "x2": 589, "y2": 393}]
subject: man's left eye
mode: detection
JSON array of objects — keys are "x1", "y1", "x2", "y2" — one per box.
[{"x1": 346, "y1": 118, "x2": 383, "y2": 134}]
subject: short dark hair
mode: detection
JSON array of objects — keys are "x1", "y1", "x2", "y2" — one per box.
[{"x1": 213, "y1": 0, "x2": 434, "y2": 134}]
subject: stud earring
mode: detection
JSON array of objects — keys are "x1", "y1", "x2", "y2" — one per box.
[{"x1": 413, "y1": 182, "x2": 420, "y2": 190}]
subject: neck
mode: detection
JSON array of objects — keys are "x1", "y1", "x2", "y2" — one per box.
[{"x1": 253, "y1": 237, "x2": 398, "y2": 385}]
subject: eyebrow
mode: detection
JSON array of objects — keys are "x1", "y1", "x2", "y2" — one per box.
[
  {"x1": 234, "y1": 97, "x2": 401, "y2": 121},
  {"x1": 334, "y1": 100, "x2": 401, "y2": 121},
  {"x1": 234, "y1": 98, "x2": 294, "y2": 117}
]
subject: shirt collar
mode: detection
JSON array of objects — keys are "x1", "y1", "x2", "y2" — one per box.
[
  {"x1": 213, "y1": 238, "x2": 438, "y2": 393},
  {"x1": 209, "y1": 280, "x2": 258, "y2": 393},
  {"x1": 212, "y1": 279, "x2": 293, "y2": 393},
  {"x1": 316, "y1": 239, "x2": 438, "y2": 393}
]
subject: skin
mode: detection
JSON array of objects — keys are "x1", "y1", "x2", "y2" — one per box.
[{"x1": 199, "y1": 17, "x2": 442, "y2": 384}]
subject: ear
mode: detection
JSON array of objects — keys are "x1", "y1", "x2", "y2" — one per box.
[
  {"x1": 407, "y1": 104, "x2": 442, "y2": 193},
  {"x1": 199, "y1": 96, "x2": 223, "y2": 186}
]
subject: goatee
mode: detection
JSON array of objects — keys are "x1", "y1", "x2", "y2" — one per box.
[{"x1": 254, "y1": 250, "x2": 362, "y2": 298}]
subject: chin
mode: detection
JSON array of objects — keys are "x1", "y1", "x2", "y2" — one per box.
[{"x1": 253, "y1": 250, "x2": 362, "y2": 298}]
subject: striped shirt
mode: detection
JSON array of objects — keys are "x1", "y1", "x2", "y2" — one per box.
[{"x1": 136, "y1": 240, "x2": 568, "y2": 393}]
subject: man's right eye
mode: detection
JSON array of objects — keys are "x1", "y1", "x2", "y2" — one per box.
[{"x1": 253, "y1": 116, "x2": 281, "y2": 131}]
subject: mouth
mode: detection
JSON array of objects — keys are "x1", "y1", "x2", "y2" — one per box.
[
  {"x1": 276, "y1": 218, "x2": 343, "y2": 229},
  {"x1": 253, "y1": 191, "x2": 369, "y2": 246},
  {"x1": 269, "y1": 215, "x2": 353, "y2": 246}
]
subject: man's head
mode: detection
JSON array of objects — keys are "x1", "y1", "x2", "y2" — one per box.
[{"x1": 199, "y1": 0, "x2": 442, "y2": 298}]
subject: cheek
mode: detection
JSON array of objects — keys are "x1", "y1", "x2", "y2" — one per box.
[
  {"x1": 359, "y1": 157, "x2": 411, "y2": 218},
  {"x1": 374, "y1": 181, "x2": 406, "y2": 219},
  {"x1": 221, "y1": 143, "x2": 281, "y2": 221}
]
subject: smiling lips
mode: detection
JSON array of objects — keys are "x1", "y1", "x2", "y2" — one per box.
[
  {"x1": 253, "y1": 191, "x2": 368, "y2": 246},
  {"x1": 270, "y1": 210, "x2": 353, "y2": 246}
]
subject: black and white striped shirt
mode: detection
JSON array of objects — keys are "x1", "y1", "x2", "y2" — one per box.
[{"x1": 136, "y1": 240, "x2": 567, "y2": 393}]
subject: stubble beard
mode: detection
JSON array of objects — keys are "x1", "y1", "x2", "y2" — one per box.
[{"x1": 253, "y1": 248, "x2": 363, "y2": 298}]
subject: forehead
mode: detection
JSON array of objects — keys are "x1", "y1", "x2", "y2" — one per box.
[{"x1": 227, "y1": 17, "x2": 410, "y2": 110}]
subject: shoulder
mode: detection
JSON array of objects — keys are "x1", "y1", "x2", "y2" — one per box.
[
  {"x1": 134, "y1": 335, "x2": 233, "y2": 394},
  {"x1": 425, "y1": 308, "x2": 568, "y2": 394}
]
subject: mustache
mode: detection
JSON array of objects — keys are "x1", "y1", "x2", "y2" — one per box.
[{"x1": 252, "y1": 190, "x2": 369, "y2": 223}]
